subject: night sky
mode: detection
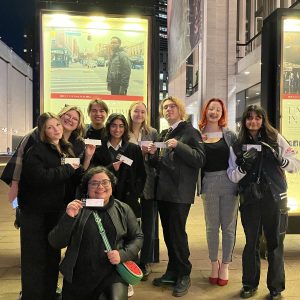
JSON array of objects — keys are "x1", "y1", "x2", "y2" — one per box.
[{"x1": 0, "y1": 0, "x2": 35, "y2": 59}]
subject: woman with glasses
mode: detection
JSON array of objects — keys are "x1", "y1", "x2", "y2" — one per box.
[
  {"x1": 127, "y1": 102, "x2": 158, "y2": 280},
  {"x1": 148, "y1": 96, "x2": 205, "y2": 297},
  {"x1": 198, "y1": 98, "x2": 238, "y2": 286},
  {"x1": 18, "y1": 112, "x2": 81, "y2": 300},
  {"x1": 227, "y1": 105, "x2": 300, "y2": 300},
  {"x1": 49, "y1": 166, "x2": 143, "y2": 300},
  {"x1": 91, "y1": 113, "x2": 146, "y2": 219}
]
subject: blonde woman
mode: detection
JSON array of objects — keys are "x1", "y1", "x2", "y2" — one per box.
[{"x1": 128, "y1": 102, "x2": 158, "y2": 280}]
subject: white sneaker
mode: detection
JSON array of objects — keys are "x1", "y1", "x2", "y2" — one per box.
[{"x1": 128, "y1": 284, "x2": 134, "y2": 297}]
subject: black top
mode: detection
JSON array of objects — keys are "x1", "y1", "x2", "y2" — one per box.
[
  {"x1": 203, "y1": 138, "x2": 229, "y2": 172},
  {"x1": 72, "y1": 199, "x2": 120, "y2": 286},
  {"x1": 85, "y1": 125, "x2": 106, "y2": 140}
]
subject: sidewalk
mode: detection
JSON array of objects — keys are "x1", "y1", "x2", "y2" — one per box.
[{"x1": 1, "y1": 180, "x2": 300, "y2": 299}]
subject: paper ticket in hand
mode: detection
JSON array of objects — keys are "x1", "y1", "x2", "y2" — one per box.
[
  {"x1": 117, "y1": 154, "x2": 133, "y2": 166},
  {"x1": 84, "y1": 139, "x2": 102, "y2": 146},
  {"x1": 63, "y1": 158, "x2": 80, "y2": 165},
  {"x1": 82, "y1": 198, "x2": 104, "y2": 207},
  {"x1": 139, "y1": 140, "x2": 152, "y2": 147},
  {"x1": 154, "y1": 142, "x2": 167, "y2": 148},
  {"x1": 206, "y1": 132, "x2": 223, "y2": 138},
  {"x1": 246, "y1": 144, "x2": 262, "y2": 152}
]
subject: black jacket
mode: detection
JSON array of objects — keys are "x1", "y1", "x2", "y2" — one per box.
[
  {"x1": 91, "y1": 140, "x2": 146, "y2": 217},
  {"x1": 153, "y1": 121, "x2": 206, "y2": 204},
  {"x1": 18, "y1": 142, "x2": 76, "y2": 212},
  {"x1": 48, "y1": 198, "x2": 143, "y2": 283}
]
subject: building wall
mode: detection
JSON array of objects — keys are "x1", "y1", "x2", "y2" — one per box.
[{"x1": 0, "y1": 40, "x2": 33, "y2": 152}]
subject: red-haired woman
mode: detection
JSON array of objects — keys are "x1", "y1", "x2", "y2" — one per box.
[{"x1": 199, "y1": 98, "x2": 238, "y2": 286}]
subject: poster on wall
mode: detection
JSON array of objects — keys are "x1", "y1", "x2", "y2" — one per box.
[
  {"x1": 281, "y1": 17, "x2": 300, "y2": 214},
  {"x1": 41, "y1": 12, "x2": 149, "y2": 119},
  {"x1": 167, "y1": 0, "x2": 202, "y2": 79}
]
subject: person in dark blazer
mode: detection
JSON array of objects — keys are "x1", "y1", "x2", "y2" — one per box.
[
  {"x1": 128, "y1": 101, "x2": 158, "y2": 280},
  {"x1": 18, "y1": 112, "x2": 81, "y2": 300},
  {"x1": 91, "y1": 113, "x2": 146, "y2": 219},
  {"x1": 149, "y1": 96, "x2": 206, "y2": 297}
]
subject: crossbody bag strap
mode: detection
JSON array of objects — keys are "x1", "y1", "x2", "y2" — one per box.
[{"x1": 92, "y1": 211, "x2": 112, "y2": 251}]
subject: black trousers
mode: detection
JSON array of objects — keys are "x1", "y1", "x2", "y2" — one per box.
[
  {"x1": 20, "y1": 209, "x2": 62, "y2": 300},
  {"x1": 63, "y1": 280, "x2": 128, "y2": 300},
  {"x1": 158, "y1": 200, "x2": 192, "y2": 277},
  {"x1": 140, "y1": 198, "x2": 157, "y2": 264},
  {"x1": 240, "y1": 188, "x2": 288, "y2": 293}
]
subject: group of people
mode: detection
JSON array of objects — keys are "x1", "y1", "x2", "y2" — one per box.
[{"x1": 1, "y1": 96, "x2": 300, "y2": 300}]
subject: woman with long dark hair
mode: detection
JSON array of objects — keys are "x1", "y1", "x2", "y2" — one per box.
[
  {"x1": 199, "y1": 98, "x2": 238, "y2": 286},
  {"x1": 228, "y1": 105, "x2": 300, "y2": 300},
  {"x1": 18, "y1": 113, "x2": 80, "y2": 300}
]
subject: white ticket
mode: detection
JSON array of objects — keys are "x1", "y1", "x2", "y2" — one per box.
[
  {"x1": 139, "y1": 140, "x2": 152, "y2": 147},
  {"x1": 154, "y1": 142, "x2": 167, "y2": 148},
  {"x1": 83, "y1": 198, "x2": 104, "y2": 207},
  {"x1": 63, "y1": 158, "x2": 80, "y2": 165},
  {"x1": 246, "y1": 144, "x2": 262, "y2": 152},
  {"x1": 84, "y1": 139, "x2": 102, "y2": 146},
  {"x1": 117, "y1": 154, "x2": 133, "y2": 166},
  {"x1": 206, "y1": 132, "x2": 223, "y2": 138}
]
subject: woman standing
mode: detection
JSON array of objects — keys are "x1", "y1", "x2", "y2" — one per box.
[
  {"x1": 198, "y1": 98, "x2": 238, "y2": 286},
  {"x1": 91, "y1": 113, "x2": 146, "y2": 219},
  {"x1": 128, "y1": 102, "x2": 158, "y2": 280},
  {"x1": 48, "y1": 166, "x2": 143, "y2": 300},
  {"x1": 18, "y1": 113, "x2": 80, "y2": 300},
  {"x1": 227, "y1": 105, "x2": 300, "y2": 299}
]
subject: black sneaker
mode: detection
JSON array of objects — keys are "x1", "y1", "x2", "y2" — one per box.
[
  {"x1": 152, "y1": 272, "x2": 177, "y2": 286},
  {"x1": 240, "y1": 286, "x2": 258, "y2": 299},
  {"x1": 172, "y1": 275, "x2": 191, "y2": 297},
  {"x1": 267, "y1": 291, "x2": 281, "y2": 300}
]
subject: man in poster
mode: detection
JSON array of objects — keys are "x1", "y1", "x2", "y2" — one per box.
[{"x1": 107, "y1": 36, "x2": 132, "y2": 95}]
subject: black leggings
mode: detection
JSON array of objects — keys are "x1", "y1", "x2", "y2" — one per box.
[{"x1": 62, "y1": 281, "x2": 128, "y2": 300}]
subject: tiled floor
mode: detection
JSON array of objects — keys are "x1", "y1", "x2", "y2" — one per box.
[{"x1": 1, "y1": 180, "x2": 300, "y2": 299}]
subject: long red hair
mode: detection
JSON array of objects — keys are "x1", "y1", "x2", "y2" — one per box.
[{"x1": 198, "y1": 98, "x2": 228, "y2": 130}]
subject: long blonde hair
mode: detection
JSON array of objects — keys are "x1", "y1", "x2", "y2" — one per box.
[{"x1": 128, "y1": 102, "x2": 151, "y2": 135}]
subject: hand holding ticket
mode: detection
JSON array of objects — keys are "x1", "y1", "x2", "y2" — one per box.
[{"x1": 84, "y1": 139, "x2": 102, "y2": 146}]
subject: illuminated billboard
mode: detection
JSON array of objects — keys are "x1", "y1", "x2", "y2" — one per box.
[
  {"x1": 41, "y1": 12, "x2": 149, "y2": 119},
  {"x1": 281, "y1": 17, "x2": 300, "y2": 214}
]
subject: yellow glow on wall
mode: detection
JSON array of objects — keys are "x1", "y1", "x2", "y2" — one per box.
[
  {"x1": 284, "y1": 19, "x2": 300, "y2": 32},
  {"x1": 48, "y1": 14, "x2": 76, "y2": 28}
]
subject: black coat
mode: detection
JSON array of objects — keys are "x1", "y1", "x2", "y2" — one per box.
[
  {"x1": 91, "y1": 140, "x2": 146, "y2": 217},
  {"x1": 154, "y1": 121, "x2": 206, "y2": 204},
  {"x1": 18, "y1": 142, "x2": 77, "y2": 212}
]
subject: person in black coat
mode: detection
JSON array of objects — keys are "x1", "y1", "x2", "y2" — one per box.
[
  {"x1": 18, "y1": 112, "x2": 81, "y2": 300},
  {"x1": 148, "y1": 96, "x2": 206, "y2": 297},
  {"x1": 91, "y1": 113, "x2": 146, "y2": 218}
]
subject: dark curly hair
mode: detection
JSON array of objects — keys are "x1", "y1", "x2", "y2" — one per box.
[{"x1": 80, "y1": 166, "x2": 117, "y2": 197}]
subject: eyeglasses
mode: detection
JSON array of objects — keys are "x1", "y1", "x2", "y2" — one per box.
[
  {"x1": 88, "y1": 180, "x2": 111, "y2": 189},
  {"x1": 64, "y1": 113, "x2": 79, "y2": 123}
]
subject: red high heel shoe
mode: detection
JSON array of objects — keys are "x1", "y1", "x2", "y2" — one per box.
[
  {"x1": 209, "y1": 260, "x2": 219, "y2": 285},
  {"x1": 217, "y1": 262, "x2": 229, "y2": 286}
]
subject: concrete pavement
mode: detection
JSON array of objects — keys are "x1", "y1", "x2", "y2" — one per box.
[{"x1": 1, "y1": 180, "x2": 300, "y2": 299}]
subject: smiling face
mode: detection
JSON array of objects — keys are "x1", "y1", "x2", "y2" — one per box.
[
  {"x1": 245, "y1": 111, "x2": 263, "y2": 136},
  {"x1": 109, "y1": 118, "x2": 125, "y2": 141},
  {"x1": 206, "y1": 101, "x2": 223, "y2": 124},
  {"x1": 130, "y1": 103, "x2": 147, "y2": 125},
  {"x1": 88, "y1": 172, "x2": 112, "y2": 204},
  {"x1": 60, "y1": 109, "x2": 79, "y2": 132},
  {"x1": 89, "y1": 104, "x2": 108, "y2": 128},
  {"x1": 162, "y1": 100, "x2": 181, "y2": 125},
  {"x1": 44, "y1": 118, "x2": 63, "y2": 144}
]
